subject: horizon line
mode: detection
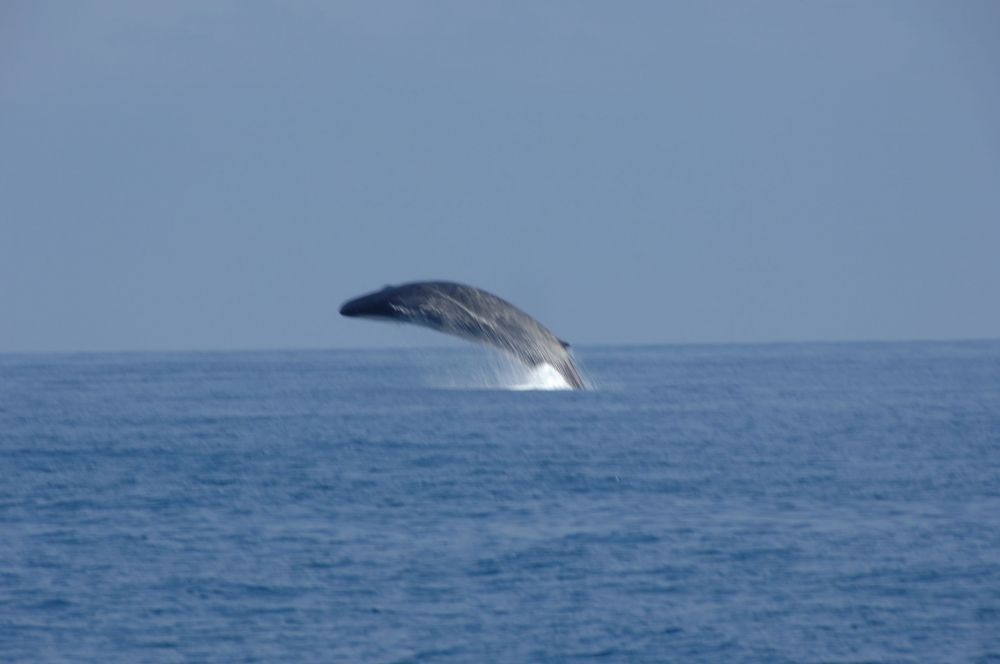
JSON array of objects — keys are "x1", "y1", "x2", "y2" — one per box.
[{"x1": 2, "y1": 335, "x2": 998, "y2": 358}]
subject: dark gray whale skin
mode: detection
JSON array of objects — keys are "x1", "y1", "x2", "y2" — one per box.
[{"x1": 340, "y1": 281, "x2": 585, "y2": 390}]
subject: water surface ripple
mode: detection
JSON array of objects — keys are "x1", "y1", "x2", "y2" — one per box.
[{"x1": 1, "y1": 342, "x2": 999, "y2": 662}]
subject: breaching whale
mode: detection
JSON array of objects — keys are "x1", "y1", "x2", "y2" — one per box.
[{"x1": 340, "y1": 281, "x2": 586, "y2": 389}]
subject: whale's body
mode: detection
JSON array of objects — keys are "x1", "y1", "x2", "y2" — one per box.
[{"x1": 340, "y1": 281, "x2": 585, "y2": 389}]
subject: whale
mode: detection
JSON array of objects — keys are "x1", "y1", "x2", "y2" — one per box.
[{"x1": 340, "y1": 281, "x2": 586, "y2": 389}]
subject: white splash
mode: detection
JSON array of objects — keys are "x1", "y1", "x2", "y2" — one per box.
[
  {"x1": 430, "y1": 351, "x2": 574, "y2": 391},
  {"x1": 507, "y1": 363, "x2": 572, "y2": 391}
]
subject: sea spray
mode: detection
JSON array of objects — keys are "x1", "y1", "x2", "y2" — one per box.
[{"x1": 429, "y1": 348, "x2": 580, "y2": 391}]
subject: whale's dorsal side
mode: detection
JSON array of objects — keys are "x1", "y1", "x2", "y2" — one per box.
[{"x1": 340, "y1": 281, "x2": 585, "y2": 390}]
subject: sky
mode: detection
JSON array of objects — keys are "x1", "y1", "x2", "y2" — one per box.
[{"x1": 2, "y1": 1, "x2": 999, "y2": 353}]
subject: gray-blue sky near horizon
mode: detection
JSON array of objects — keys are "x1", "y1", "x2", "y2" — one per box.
[{"x1": 2, "y1": 1, "x2": 998, "y2": 353}]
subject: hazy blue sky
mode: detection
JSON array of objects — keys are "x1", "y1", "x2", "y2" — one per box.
[{"x1": 2, "y1": 1, "x2": 998, "y2": 353}]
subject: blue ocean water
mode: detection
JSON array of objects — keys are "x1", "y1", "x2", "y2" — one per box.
[{"x1": 1, "y1": 342, "x2": 999, "y2": 662}]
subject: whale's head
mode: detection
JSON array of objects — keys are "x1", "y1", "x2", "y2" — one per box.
[{"x1": 339, "y1": 285, "x2": 404, "y2": 321}]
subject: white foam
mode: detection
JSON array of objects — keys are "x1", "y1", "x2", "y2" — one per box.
[
  {"x1": 507, "y1": 363, "x2": 572, "y2": 391},
  {"x1": 429, "y1": 352, "x2": 575, "y2": 391}
]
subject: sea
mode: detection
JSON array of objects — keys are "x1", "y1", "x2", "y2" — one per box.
[{"x1": 1, "y1": 341, "x2": 999, "y2": 663}]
